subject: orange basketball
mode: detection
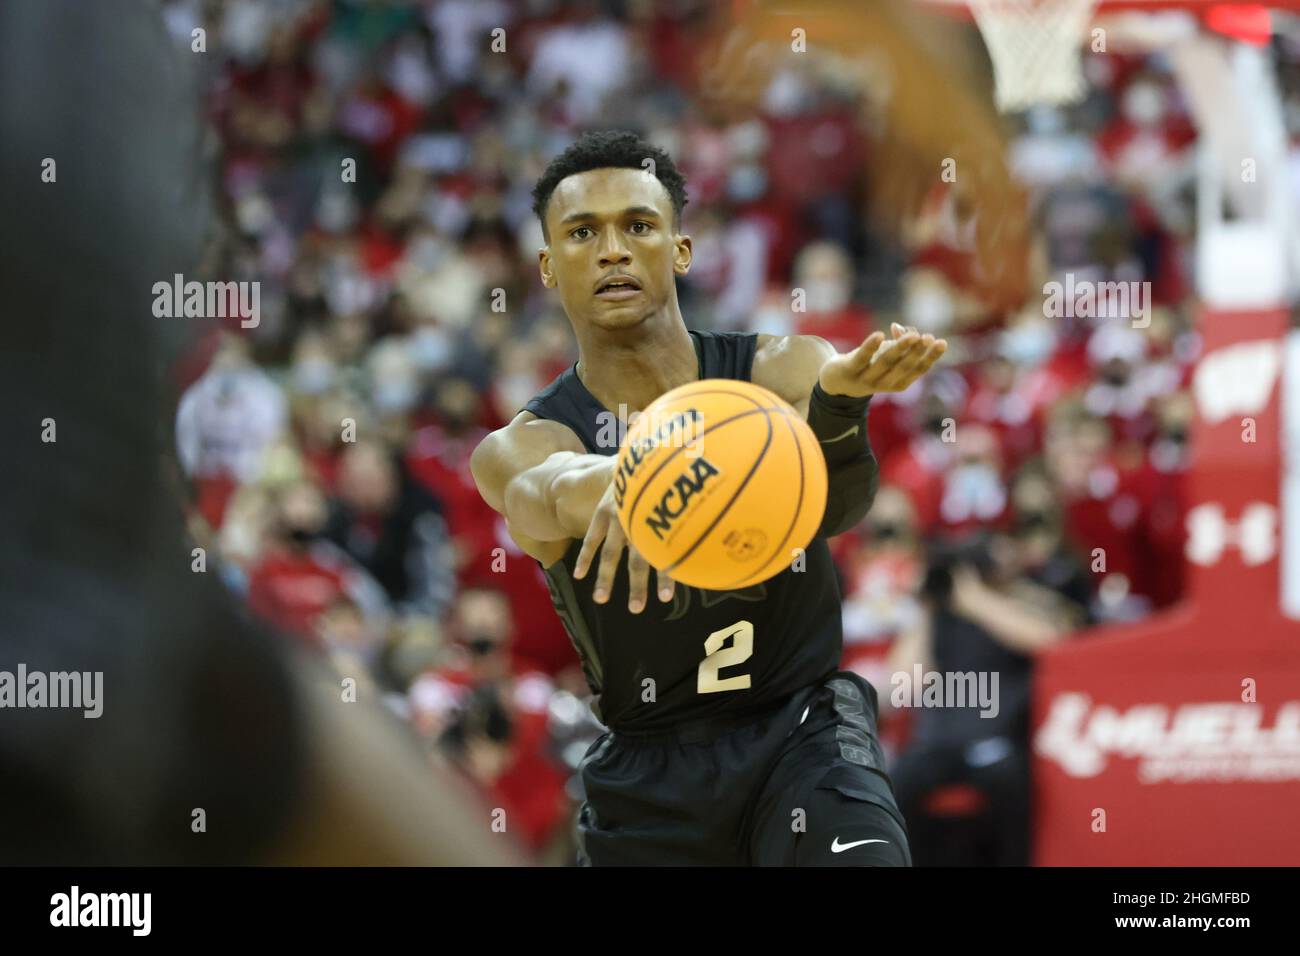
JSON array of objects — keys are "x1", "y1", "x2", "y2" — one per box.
[{"x1": 613, "y1": 379, "x2": 828, "y2": 590}]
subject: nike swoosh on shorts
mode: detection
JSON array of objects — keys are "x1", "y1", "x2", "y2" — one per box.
[{"x1": 830, "y1": 837, "x2": 889, "y2": 853}]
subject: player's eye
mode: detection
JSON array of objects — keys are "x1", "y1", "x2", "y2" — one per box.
[
  {"x1": 570, "y1": 226, "x2": 592, "y2": 241},
  {"x1": 630, "y1": 221, "x2": 652, "y2": 235}
]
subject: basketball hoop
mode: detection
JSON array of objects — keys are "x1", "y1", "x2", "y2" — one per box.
[{"x1": 965, "y1": 0, "x2": 1100, "y2": 112}]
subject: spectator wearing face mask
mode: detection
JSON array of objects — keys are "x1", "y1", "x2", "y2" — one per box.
[
  {"x1": 322, "y1": 440, "x2": 456, "y2": 620},
  {"x1": 1004, "y1": 465, "x2": 1095, "y2": 620},
  {"x1": 292, "y1": 387, "x2": 361, "y2": 495},
  {"x1": 880, "y1": 369, "x2": 969, "y2": 533},
  {"x1": 429, "y1": 588, "x2": 573, "y2": 857},
  {"x1": 413, "y1": 586, "x2": 516, "y2": 717},
  {"x1": 1044, "y1": 402, "x2": 1150, "y2": 618},
  {"x1": 246, "y1": 478, "x2": 390, "y2": 646},
  {"x1": 787, "y1": 241, "x2": 876, "y2": 354},
  {"x1": 841, "y1": 486, "x2": 926, "y2": 672},
  {"x1": 1083, "y1": 322, "x2": 1179, "y2": 447},
  {"x1": 685, "y1": 202, "x2": 772, "y2": 332},
  {"x1": 887, "y1": 466, "x2": 1091, "y2": 866},
  {"x1": 964, "y1": 352, "x2": 1041, "y2": 476},
  {"x1": 406, "y1": 376, "x2": 500, "y2": 577},
  {"x1": 1097, "y1": 72, "x2": 1197, "y2": 191},
  {"x1": 937, "y1": 423, "x2": 1010, "y2": 534},
  {"x1": 839, "y1": 486, "x2": 926, "y2": 758},
  {"x1": 900, "y1": 267, "x2": 962, "y2": 336},
  {"x1": 366, "y1": 337, "x2": 424, "y2": 442},
  {"x1": 1133, "y1": 391, "x2": 1193, "y2": 608},
  {"x1": 176, "y1": 334, "x2": 288, "y2": 528}
]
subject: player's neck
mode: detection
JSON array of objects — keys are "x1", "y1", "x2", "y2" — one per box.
[{"x1": 575, "y1": 318, "x2": 697, "y2": 416}]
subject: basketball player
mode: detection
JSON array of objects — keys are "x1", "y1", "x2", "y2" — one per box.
[{"x1": 471, "y1": 131, "x2": 946, "y2": 865}]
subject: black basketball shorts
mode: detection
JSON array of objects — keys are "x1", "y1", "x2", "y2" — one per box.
[{"x1": 575, "y1": 670, "x2": 911, "y2": 866}]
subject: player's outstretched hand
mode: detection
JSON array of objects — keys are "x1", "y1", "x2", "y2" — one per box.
[
  {"x1": 818, "y1": 322, "x2": 947, "y2": 399},
  {"x1": 572, "y1": 475, "x2": 677, "y2": 615}
]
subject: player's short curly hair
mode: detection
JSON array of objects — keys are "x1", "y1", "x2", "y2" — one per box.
[{"x1": 531, "y1": 130, "x2": 689, "y2": 240}]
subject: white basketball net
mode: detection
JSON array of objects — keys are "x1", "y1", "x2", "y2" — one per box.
[{"x1": 967, "y1": 0, "x2": 1100, "y2": 112}]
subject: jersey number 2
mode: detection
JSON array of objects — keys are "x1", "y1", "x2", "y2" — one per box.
[{"x1": 697, "y1": 620, "x2": 753, "y2": 694}]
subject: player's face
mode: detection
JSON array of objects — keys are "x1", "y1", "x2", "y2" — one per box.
[{"x1": 539, "y1": 167, "x2": 691, "y2": 331}]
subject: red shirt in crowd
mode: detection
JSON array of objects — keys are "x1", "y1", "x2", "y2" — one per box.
[
  {"x1": 407, "y1": 424, "x2": 578, "y2": 677},
  {"x1": 246, "y1": 546, "x2": 357, "y2": 649}
]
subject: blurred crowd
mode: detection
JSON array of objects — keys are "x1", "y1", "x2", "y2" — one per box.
[{"x1": 163, "y1": 0, "x2": 1300, "y2": 864}]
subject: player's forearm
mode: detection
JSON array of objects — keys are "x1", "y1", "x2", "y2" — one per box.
[
  {"x1": 503, "y1": 452, "x2": 616, "y2": 541},
  {"x1": 953, "y1": 581, "x2": 1066, "y2": 654},
  {"x1": 806, "y1": 383, "x2": 880, "y2": 537},
  {"x1": 886, "y1": 607, "x2": 932, "y2": 675}
]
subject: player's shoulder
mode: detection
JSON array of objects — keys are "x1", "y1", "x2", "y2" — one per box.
[
  {"x1": 476, "y1": 410, "x2": 585, "y2": 462},
  {"x1": 752, "y1": 333, "x2": 836, "y2": 405}
]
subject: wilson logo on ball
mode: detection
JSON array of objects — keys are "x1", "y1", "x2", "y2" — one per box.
[
  {"x1": 613, "y1": 409, "x2": 704, "y2": 510},
  {"x1": 645, "y1": 457, "x2": 721, "y2": 542}
]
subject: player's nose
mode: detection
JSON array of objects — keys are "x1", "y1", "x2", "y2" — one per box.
[
  {"x1": 597, "y1": 249, "x2": 632, "y2": 269},
  {"x1": 596, "y1": 234, "x2": 632, "y2": 266}
]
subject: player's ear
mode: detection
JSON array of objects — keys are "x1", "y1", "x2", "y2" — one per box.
[
  {"x1": 673, "y1": 234, "x2": 692, "y2": 276},
  {"x1": 538, "y1": 247, "x2": 556, "y2": 289}
]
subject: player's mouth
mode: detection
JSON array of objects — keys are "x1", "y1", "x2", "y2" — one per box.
[{"x1": 594, "y1": 274, "x2": 643, "y2": 300}]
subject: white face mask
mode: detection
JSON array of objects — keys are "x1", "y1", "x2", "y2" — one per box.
[
  {"x1": 324, "y1": 267, "x2": 373, "y2": 317},
  {"x1": 762, "y1": 68, "x2": 811, "y2": 117},
  {"x1": 941, "y1": 463, "x2": 1007, "y2": 522},
  {"x1": 373, "y1": 379, "x2": 419, "y2": 414},
  {"x1": 410, "y1": 326, "x2": 452, "y2": 371},
  {"x1": 906, "y1": 288, "x2": 953, "y2": 335},
  {"x1": 803, "y1": 278, "x2": 850, "y2": 313},
  {"x1": 726, "y1": 165, "x2": 767, "y2": 202},
  {"x1": 293, "y1": 357, "x2": 337, "y2": 395},
  {"x1": 405, "y1": 235, "x2": 446, "y2": 272},
  {"x1": 1002, "y1": 322, "x2": 1055, "y2": 368},
  {"x1": 317, "y1": 190, "x2": 359, "y2": 234},
  {"x1": 1122, "y1": 84, "x2": 1165, "y2": 126},
  {"x1": 387, "y1": 46, "x2": 437, "y2": 106}
]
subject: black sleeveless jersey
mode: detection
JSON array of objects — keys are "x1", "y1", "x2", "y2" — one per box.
[{"x1": 521, "y1": 329, "x2": 844, "y2": 732}]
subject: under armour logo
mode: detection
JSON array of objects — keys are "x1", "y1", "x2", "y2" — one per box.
[{"x1": 1185, "y1": 502, "x2": 1277, "y2": 566}]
